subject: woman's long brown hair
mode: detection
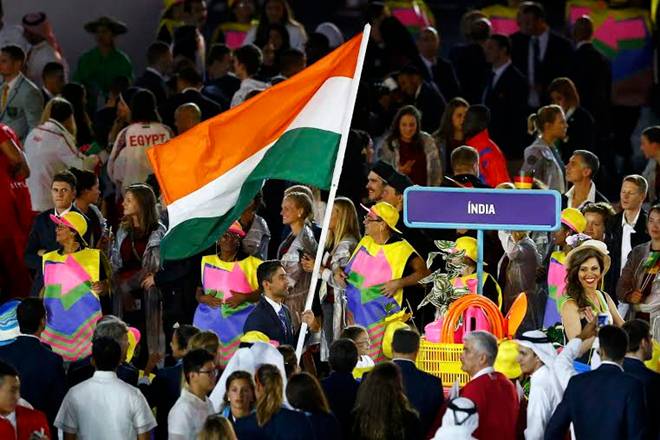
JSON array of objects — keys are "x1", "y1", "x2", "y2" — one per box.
[
  {"x1": 255, "y1": 364, "x2": 284, "y2": 427},
  {"x1": 565, "y1": 248, "x2": 605, "y2": 309}
]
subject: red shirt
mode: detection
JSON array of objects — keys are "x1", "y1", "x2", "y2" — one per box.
[
  {"x1": 0, "y1": 405, "x2": 51, "y2": 440},
  {"x1": 465, "y1": 129, "x2": 511, "y2": 187},
  {"x1": 398, "y1": 138, "x2": 427, "y2": 185}
]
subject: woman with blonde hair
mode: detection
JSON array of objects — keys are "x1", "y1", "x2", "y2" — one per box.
[
  {"x1": 521, "y1": 104, "x2": 566, "y2": 192},
  {"x1": 188, "y1": 330, "x2": 221, "y2": 361},
  {"x1": 277, "y1": 191, "x2": 318, "y2": 329},
  {"x1": 233, "y1": 364, "x2": 314, "y2": 439},
  {"x1": 198, "y1": 415, "x2": 238, "y2": 440},
  {"x1": 548, "y1": 77, "x2": 596, "y2": 162}
]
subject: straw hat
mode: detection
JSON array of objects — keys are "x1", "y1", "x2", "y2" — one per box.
[
  {"x1": 564, "y1": 239, "x2": 611, "y2": 275},
  {"x1": 84, "y1": 16, "x2": 128, "y2": 35}
]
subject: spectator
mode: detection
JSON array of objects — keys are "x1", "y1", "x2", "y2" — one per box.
[
  {"x1": 243, "y1": 260, "x2": 295, "y2": 346},
  {"x1": 482, "y1": 33, "x2": 528, "y2": 164},
  {"x1": 445, "y1": 145, "x2": 489, "y2": 189},
  {"x1": 234, "y1": 364, "x2": 314, "y2": 440},
  {"x1": 0, "y1": 44, "x2": 43, "y2": 141},
  {"x1": 617, "y1": 205, "x2": 660, "y2": 319},
  {"x1": 314, "y1": 22, "x2": 343, "y2": 50},
  {"x1": 321, "y1": 339, "x2": 359, "y2": 439},
  {"x1": 548, "y1": 77, "x2": 596, "y2": 162},
  {"x1": 622, "y1": 319, "x2": 660, "y2": 438},
  {"x1": 163, "y1": 67, "x2": 222, "y2": 126},
  {"x1": 172, "y1": 24, "x2": 206, "y2": 77},
  {"x1": 24, "y1": 171, "x2": 92, "y2": 295},
  {"x1": 546, "y1": 326, "x2": 646, "y2": 440},
  {"x1": 0, "y1": 298, "x2": 65, "y2": 428},
  {"x1": 24, "y1": 97, "x2": 97, "y2": 212},
  {"x1": 565, "y1": 150, "x2": 609, "y2": 210},
  {"x1": 352, "y1": 361, "x2": 422, "y2": 440},
  {"x1": 457, "y1": 331, "x2": 519, "y2": 440},
  {"x1": 463, "y1": 104, "x2": 511, "y2": 187},
  {"x1": 203, "y1": 44, "x2": 241, "y2": 109},
  {"x1": 379, "y1": 105, "x2": 443, "y2": 186},
  {"x1": 231, "y1": 44, "x2": 268, "y2": 107},
  {"x1": 395, "y1": 65, "x2": 446, "y2": 134},
  {"x1": 219, "y1": 370, "x2": 255, "y2": 423},
  {"x1": 70, "y1": 168, "x2": 105, "y2": 249},
  {"x1": 0, "y1": 360, "x2": 51, "y2": 440},
  {"x1": 107, "y1": 89, "x2": 173, "y2": 193},
  {"x1": 0, "y1": 4, "x2": 28, "y2": 52},
  {"x1": 41, "y1": 61, "x2": 64, "y2": 104},
  {"x1": 391, "y1": 328, "x2": 444, "y2": 436},
  {"x1": 434, "y1": 97, "x2": 468, "y2": 169},
  {"x1": 561, "y1": 240, "x2": 624, "y2": 342},
  {"x1": 286, "y1": 372, "x2": 340, "y2": 440},
  {"x1": 74, "y1": 16, "x2": 133, "y2": 111},
  {"x1": 511, "y1": 1, "x2": 572, "y2": 108},
  {"x1": 168, "y1": 348, "x2": 216, "y2": 440},
  {"x1": 515, "y1": 330, "x2": 563, "y2": 439},
  {"x1": 606, "y1": 175, "x2": 650, "y2": 296},
  {"x1": 199, "y1": 415, "x2": 238, "y2": 440},
  {"x1": 61, "y1": 82, "x2": 95, "y2": 146},
  {"x1": 416, "y1": 26, "x2": 460, "y2": 101},
  {"x1": 277, "y1": 345, "x2": 300, "y2": 379},
  {"x1": 134, "y1": 41, "x2": 173, "y2": 108},
  {"x1": 156, "y1": 0, "x2": 186, "y2": 44},
  {"x1": 55, "y1": 337, "x2": 156, "y2": 440},
  {"x1": 304, "y1": 32, "x2": 330, "y2": 65},
  {"x1": 21, "y1": 12, "x2": 67, "y2": 87},
  {"x1": 449, "y1": 13, "x2": 491, "y2": 104},
  {"x1": 365, "y1": 160, "x2": 395, "y2": 202},
  {"x1": 341, "y1": 325, "x2": 375, "y2": 379},
  {"x1": 582, "y1": 202, "x2": 615, "y2": 243},
  {"x1": 432, "y1": 397, "x2": 479, "y2": 440},
  {"x1": 174, "y1": 102, "x2": 201, "y2": 134},
  {"x1": 270, "y1": 48, "x2": 305, "y2": 85},
  {"x1": 238, "y1": 192, "x2": 271, "y2": 260},
  {"x1": 522, "y1": 105, "x2": 566, "y2": 193},
  {"x1": 245, "y1": 0, "x2": 307, "y2": 51},
  {"x1": 641, "y1": 125, "x2": 660, "y2": 205},
  {"x1": 210, "y1": 0, "x2": 256, "y2": 49}
]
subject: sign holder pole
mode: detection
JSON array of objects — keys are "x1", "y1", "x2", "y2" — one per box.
[{"x1": 476, "y1": 229, "x2": 484, "y2": 295}]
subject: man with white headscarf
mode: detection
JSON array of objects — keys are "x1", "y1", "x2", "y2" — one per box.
[
  {"x1": 516, "y1": 330, "x2": 564, "y2": 440},
  {"x1": 21, "y1": 12, "x2": 68, "y2": 87},
  {"x1": 432, "y1": 397, "x2": 479, "y2": 440}
]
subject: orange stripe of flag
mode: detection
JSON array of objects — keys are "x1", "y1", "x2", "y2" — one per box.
[{"x1": 147, "y1": 33, "x2": 362, "y2": 204}]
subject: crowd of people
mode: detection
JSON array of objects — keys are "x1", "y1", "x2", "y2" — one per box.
[{"x1": 0, "y1": 0, "x2": 659, "y2": 439}]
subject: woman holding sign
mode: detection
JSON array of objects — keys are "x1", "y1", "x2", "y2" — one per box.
[
  {"x1": 42, "y1": 211, "x2": 107, "y2": 361},
  {"x1": 338, "y1": 202, "x2": 429, "y2": 362},
  {"x1": 194, "y1": 221, "x2": 262, "y2": 366}
]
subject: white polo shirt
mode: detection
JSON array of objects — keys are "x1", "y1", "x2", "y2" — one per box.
[
  {"x1": 168, "y1": 388, "x2": 215, "y2": 439},
  {"x1": 54, "y1": 371, "x2": 157, "y2": 440}
]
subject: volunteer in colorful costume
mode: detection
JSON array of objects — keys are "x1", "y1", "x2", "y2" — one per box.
[
  {"x1": 452, "y1": 236, "x2": 502, "y2": 308},
  {"x1": 341, "y1": 202, "x2": 429, "y2": 362},
  {"x1": 194, "y1": 221, "x2": 262, "y2": 366},
  {"x1": 41, "y1": 211, "x2": 106, "y2": 361}
]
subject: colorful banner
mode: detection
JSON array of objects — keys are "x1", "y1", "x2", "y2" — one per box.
[
  {"x1": 193, "y1": 255, "x2": 261, "y2": 366},
  {"x1": 543, "y1": 251, "x2": 567, "y2": 328},
  {"x1": 481, "y1": 5, "x2": 519, "y2": 36},
  {"x1": 387, "y1": 0, "x2": 435, "y2": 36},
  {"x1": 345, "y1": 236, "x2": 414, "y2": 362},
  {"x1": 41, "y1": 249, "x2": 102, "y2": 362}
]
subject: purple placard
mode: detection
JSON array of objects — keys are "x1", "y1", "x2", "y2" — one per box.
[{"x1": 403, "y1": 187, "x2": 561, "y2": 231}]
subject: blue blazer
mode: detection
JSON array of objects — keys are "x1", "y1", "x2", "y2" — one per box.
[
  {"x1": 623, "y1": 357, "x2": 660, "y2": 439},
  {"x1": 0, "y1": 335, "x2": 65, "y2": 424},
  {"x1": 234, "y1": 407, "x2": 315, "y2": 440},
  {"x1": 545, "y1": 363, "x2": 647, "y2": 440},
  {"x1": 243, "y1": 297, "x2": 295, "y2": 346},
  {"x1": 393, "y1": 359, "x2": 444, "y2": 436},
  {"x1": 321, "y1": 371, "x2": 359, "y2": 439}
]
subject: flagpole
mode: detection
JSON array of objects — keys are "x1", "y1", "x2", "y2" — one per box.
[{"x1": 295, "y1": 24, "x2": 371, "y2": 362}]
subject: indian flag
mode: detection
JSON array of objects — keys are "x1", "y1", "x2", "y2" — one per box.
[{"x1": 148, "y1": 27, "x2": 369, "y2": 260}]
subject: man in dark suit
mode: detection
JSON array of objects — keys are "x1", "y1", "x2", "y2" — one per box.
[
  {"x1": 449, "y1": 16, "x2": 491, "y2": 105},
  {"x1": 0, "y1": 298, "x2": 65, "y2": 428},
  {"x1": 134, "y1": 41, "x2": 172, "y2": 109},
  {"x1": 622, "y1": 320, "x2": 660, "y2": 439},
  {"x1": 321, "y1": 338, "x2": 360, "y2": 440},
  {"x1": 545, "y1": 325, "x2": 647, "y2": 440},
  {"x1": 40, "y1": 61, "x2": 64, "y2": 104},
  {"x1": 511, "y1": 2, "x2": 573, "y2": 108},
  {"x1": 203, "y1": 44, "x2": 240, "y2": 110},
  {"x1": 392, "y1": 328, "x2": 443, "y2": 436},
  {"x1": 416, "y1": 26, "x2": 461, "y2": 101},
  {"x1": 244, "y1": 260, "x2": 295, "y2": 346},
  {"x1": 396, "y1": 64, "x2": 446, "y2": 134},
  {"x1": 483, "y1": 33, "x2": 528, "y2": 161},
  {"x1": 161, "y1": 66, "x2": 222, "y2": 127},
  {"x1": 605, "y1": 175, "x2": 650, "y2": 299}
]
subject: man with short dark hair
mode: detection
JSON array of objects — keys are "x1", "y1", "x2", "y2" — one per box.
[
  {"x1": 0, "y1": 298, "x2": 65, "y2": 428},
  {"x1": 168, "y1": 349, "x2": 215, "y2": 439},
  {"x1": 392, "y1": 328, "x2": 443, "y2": 436},
  {"x1": 0, "y1": 44, "x2": 43, "y2": 141},
  {"x1": 55, "y1": 337, "x2": 156, "y2": 440},
  {"x1": 270, "y1": 48, "x2": 306, "y2": 85},
  {"x1": 163, "y1": 66, "x2": 222, "y2": 126},
  {"x1": 622, "y1": 319, "x2": 660, "y2": 439},
  {"x1": 565, "y1": 150, "x2": 609, "y2": 209},
  {"x1": 366, "y1": 160, "x2": 395, "y2": 203},
  {"x1": 546, "y1": 325, "x2": 646, "y2": 440},
  {"x1": 416, "y1": 26, "x2": 460, "y2": 101},
  {"x1": 174, "y1": 102, "x2": 201, "y2": 134},
  {"x1": 0, "y1": 360, "x2": 51, "y2": 440},
  {"x1": 203, "y1": 43, "x2": 240, "y2": 109},
  {"x1": 231, "y1": 44, "x2": 268, "y2": 107},
  {"x1": 321, "y1": 339, "x2": 359, "y2": 440},
  {"x1": 134, "y1": 41, "x2": 172, "y2": 107},
  {"x1": 41, "y1": 61, "x2": 64, "y2": 103},
  {"x1": 243, "y1": 260, "x2": 295, "y2": 345},
  {"x1": 396, "y1": 64, "x2": 446, "y2": 133},
  {"x1": 444, "y1": 145, "x2": 489, "y2": 188}
]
